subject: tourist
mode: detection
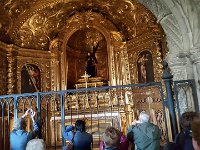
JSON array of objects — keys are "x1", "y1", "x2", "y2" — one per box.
[
  {"x1": 10, "y1": 108, "x2": 39, "y2": 150},
  {"x1": 26, "y1": 139, "x2": 46, "y2": 150},
  {"x1": 63, "y1": 119, "x2": 93, "y2": 150},
  {"x1": 191, "y1": 116, "x2": 200, "y2": 150},
  {"x1": 174, "y1": 112, "x2": 199, "y2": 150},
  {"x1": 100, "y1": 130, "x2": 128, "y2": 150},
  {"x1": 127, "y1": 111, "x2": 161, "y2": 150},
  {"x1": 101, "y1": 126, "x2": 121, "y2": 150}
]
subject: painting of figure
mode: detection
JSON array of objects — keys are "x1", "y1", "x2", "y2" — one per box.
[
  {"x1": 21, "y1": 64, "x2": 41, "y2": 93},
  {"x1": 137, "y1": 51, "x2": 154, "y2": 83}
]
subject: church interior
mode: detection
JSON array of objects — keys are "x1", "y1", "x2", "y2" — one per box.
[{"x1": 0, "y1": 0, "x2": 200, "y2": 149}]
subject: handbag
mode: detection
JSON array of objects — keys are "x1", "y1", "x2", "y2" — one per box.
[{"x1": 63, "y1": 132, "x2": 75, "y2": 150}]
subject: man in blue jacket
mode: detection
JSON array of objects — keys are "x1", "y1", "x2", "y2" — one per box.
[
  {"x1": 127, "y1": 111, "x2": 161, "y2": 150},
  {"x1": 10, "y1": 108, "x2": 39, "y2": 150}
]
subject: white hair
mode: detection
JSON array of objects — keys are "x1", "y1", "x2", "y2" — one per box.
[
  {"x1": 26, "y1": 139, "x2": 46, "y2": 150},
  {"x1": 139, "y1": 111, "x2": 150, "y2": 123}
]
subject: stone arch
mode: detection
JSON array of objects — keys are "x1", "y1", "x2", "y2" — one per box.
[
  {"x1": 137, "y1": 0, "x2": 183, "y2": 53},
  {"x1": 137, "y1": 0, "x2": 200, "y2": 82}
]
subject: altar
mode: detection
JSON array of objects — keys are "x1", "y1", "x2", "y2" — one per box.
[
  {"x1": 75, "y1": 76, "x2": 108, "y2": 89},
  {"x1": 50, "y1": 112, "x2": 120, "y2": 147}
]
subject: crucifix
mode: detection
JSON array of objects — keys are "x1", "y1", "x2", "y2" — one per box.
[{"x1": 81, "y1": 71, "x2": 91, "y2": 108}]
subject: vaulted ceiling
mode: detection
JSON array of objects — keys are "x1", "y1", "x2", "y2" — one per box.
[{"x1": 0, "y1": 0, "x2": 162, "y2": 50}]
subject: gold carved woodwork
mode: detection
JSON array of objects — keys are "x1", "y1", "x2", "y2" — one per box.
[
  {"x1": 127, "y1": 32, "x2": 165, "y2": 83},
  {"x1": 0, "y1": 45, "x2": 8, "y2": 95},
  {"x1": 0, "y1": 44, "x2": 53, "y2": 94},
  {"x1": 0, "y1": 0, "x2": 166, "y2": 87},
  {"x1": 59, "y1": 11, "x2": 117, "y2": 89},
  {"x1": 0, "y1": 0, "x2": 168, "y2": 147},
  {"x1": 2, "y1": 0, "x2": 161, "y2": 50},
  {"x1": 46, "y1": 85, "x2": 167, "y2": 146}
]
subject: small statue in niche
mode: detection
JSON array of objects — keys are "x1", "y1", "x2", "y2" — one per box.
[
  {"x1": 137, "y1": 51, "x2": 154, "y2": 83},
  {"x1": 137, "y1": 54, "x2": 149, "y2": 83}
]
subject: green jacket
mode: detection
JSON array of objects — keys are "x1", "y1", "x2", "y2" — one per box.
[{"x1": 127, "y1": 122, "x2": 161, "y2": 150}]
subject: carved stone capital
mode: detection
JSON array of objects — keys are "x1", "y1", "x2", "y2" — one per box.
[
  {"x1": 190, "y1": 47, "x2": 200, "y2": 63},
  {"x1": 166, "y1": 51, "x2": 194, "y2": 80},
  {"x1": 165, "y1": 51, "x2": 188, "y2": 67}
]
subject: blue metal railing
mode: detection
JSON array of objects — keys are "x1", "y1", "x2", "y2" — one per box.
[
  {"x1": 0, "y1": 82, "x2": 166, "y2": 149},
  {"x1": 0, "y1": 80, "x2": 198, "y2": 149}
]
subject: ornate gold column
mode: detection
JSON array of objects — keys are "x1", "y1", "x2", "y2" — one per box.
[
  {"x1": 50, "y1": 38, "x2": 62, "y2": 91},
  {"x1": 0, "y1": 42, "x2": 8, "y2": 95},
  {"x1": 7, "y1": 48, "x2": 17, "y2": 94},
  {"x1": 110, "y1": 31, "x2": 130, "y2": 85},
  {"x1": 50, "y1": 53, "x2": 61, "y2": 90},
  {"x1": 120, "y1": 46, "x2": 131, "y2": 85}
]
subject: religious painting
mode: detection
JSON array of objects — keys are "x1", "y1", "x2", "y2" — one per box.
[
  {"x1": 137, "y1": 50, "x2": 154, "y2": 83},
  {"x1": 21, "y1": 64, "x2": 41, "y2": 93}
]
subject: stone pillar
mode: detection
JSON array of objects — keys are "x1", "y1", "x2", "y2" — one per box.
[{"x1": 190, "y1": 47, "x2": 200, "y2": 110}]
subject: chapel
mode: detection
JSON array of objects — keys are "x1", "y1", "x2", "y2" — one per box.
[{"x1": 0, "y1": 0, "x2": 200, "y2": 149}]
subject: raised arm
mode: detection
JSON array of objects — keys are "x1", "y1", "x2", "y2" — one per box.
[{"x1": 27, "y1": 109, "x2": 39, "y2": 141}]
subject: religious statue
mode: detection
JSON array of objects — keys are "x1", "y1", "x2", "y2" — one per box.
[
  {"x1": 137, "y1": 54, "x2": 148, "y2": 83},
  {"x1": 85, "y1": 52, "x2": 97, "y2": 77},
  {"x1": 85, "y1": 43, "x2": 98, "y2": 77},
  {"x1": 137, "y1": 51, "x2": 154, "y2": 83}
]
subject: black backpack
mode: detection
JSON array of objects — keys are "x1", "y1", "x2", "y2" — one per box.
[{"x1": 174, "y1": 130, "x2": 194, "y2": 150}]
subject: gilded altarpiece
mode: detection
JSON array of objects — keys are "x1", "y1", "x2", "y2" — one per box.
[
  {"x1": 0, "y1": 0, "x2": 169, "y2": 147},
  {"x1": 59, "y1": 11, "x2": 123, "y2": 88},
  {"x1": 16, "y1": 49, "x2": 52, "y2": 93}
]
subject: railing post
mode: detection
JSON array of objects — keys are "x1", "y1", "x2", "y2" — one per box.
[
  {"x1": 60, "y1": 93, "x2": 65, "y2": 148},
  {"x1": 14, "y1": 96, "x2": 18, "y2": 122},
  {"x1": 162, "y1": 61, "x2": 178, "y2": 140},
  {"x1": 36, "y1": 92, "x2": 41, "y2": 138}
]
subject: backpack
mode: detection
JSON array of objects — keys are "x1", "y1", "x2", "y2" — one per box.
[
  {"x1": 174, "y1": 130, "x2": 194, "y2": 150},
  {"x1": 63, "y1": 132, "x2": 75, "y2": 150}
]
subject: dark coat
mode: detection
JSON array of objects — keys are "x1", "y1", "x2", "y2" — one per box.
[
  {"x1": 63, "y1": 125, "x2": 93, "y2": 150},
  {"x1": 174, "y1": 130, "x2": 194, "y2": 150}
]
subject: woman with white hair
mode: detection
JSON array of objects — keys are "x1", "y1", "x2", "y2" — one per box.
[
  {"x1": 127, "y1": 111, "x2": 161, "y2": 150},
  {"x1": 10, "y1": 108, "x2": 39, "y2": 150},
  {"x1": 26, "y1": 139, "x2": 46, "y2": 150}
]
